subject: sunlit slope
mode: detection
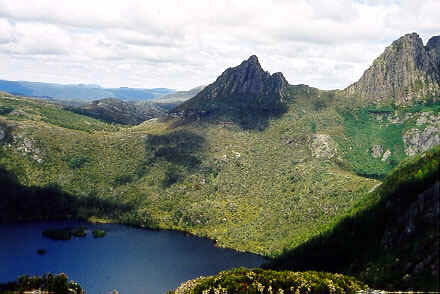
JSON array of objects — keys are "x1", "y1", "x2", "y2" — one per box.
[{"x1": 0, "y1": 91, "x2": 379, "y2": 255}]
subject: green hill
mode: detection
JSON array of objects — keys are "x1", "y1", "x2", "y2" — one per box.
[
  {"x1": 0, "y1": 33, "x2": 439, "y2": 289},
  {"x1": 266, "y1": 145, "x2": 440, "y2": 290}
]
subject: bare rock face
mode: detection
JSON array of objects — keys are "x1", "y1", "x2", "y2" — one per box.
[
  {"x1": 403, "y1": 126, "x2": 440, "y2": 156},
  {"x1": 172, "y1": 55, "x2": 289, "y2": 118},
  {"x1": 371, "y1": 144, "x2": 384, "y2": 159},
  {"x1": 310, "y1": 134, "x2": 338, "y2": 159},
  {"x1": 381, "y1": 149, "x2": 391, "y2": 162},
  {"x1": 426, "y1": 36, "x2": 440, "y2": 69},
  {"x1": 199, "y1": 55, "x2": 288, "y2": 102},
  {"x1": 345, "y1": 33, "x2": 440, "y2": 105}
]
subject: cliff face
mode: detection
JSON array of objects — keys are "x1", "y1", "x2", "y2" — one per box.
[
  {"x1": 172, "y1": 55, "x2": 289, "y2": 119},
  {"x1": 345, "y1": 33, "x2": 440, "y2": 105},
  {"x1": 198, "y1": 55, "x2": 288, "y2": 102},
  {"x1": 427, "y1": 36, "x2": 440, "y2": 69}
]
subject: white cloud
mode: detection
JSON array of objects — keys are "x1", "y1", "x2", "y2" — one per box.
[{"x1": 0, "y1": 0, "x2": 438, "y2": 90}]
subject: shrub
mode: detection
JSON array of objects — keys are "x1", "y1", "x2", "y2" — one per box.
[{"x1": 92, "y1": 229, "x2": 106, "y2": 238}]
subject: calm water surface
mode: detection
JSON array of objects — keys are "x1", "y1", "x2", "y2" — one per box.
[{"x1": 0, "y1": 221, "x2": 267, "y2": 294}]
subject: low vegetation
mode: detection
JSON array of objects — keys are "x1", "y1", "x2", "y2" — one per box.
[
  {"x1": 42, "y1": 226, "x2": 88, "y2": 240},
  {"x1": 266, "y1": 145, "x2": 440, "y2": 290},
  {"x1": 92, "y1": 229, "x2": 106, "y2": 238},
  {"x1": 171, "y1": 267, "x2": 367, "y2": 294},
  {"x1": 0, "y1": 273, "x2": 83, "y2": 294},
  {"x1": 1, "y1": 91, "x2": 438, "y2": 258}
]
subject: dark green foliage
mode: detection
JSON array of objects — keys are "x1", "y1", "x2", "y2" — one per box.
[
  {"x1": 0, "y1": 273, "x2": 83, "y2": 294},
  {"x1": 0, "y1": 167, "x2": 132, "y2": 223},
  {"x1": 337, "y1": 106, "x2": 407, "y2": 178},
  {"x1": 266, "y1": 146, "x2": 440, "y2": 290},
  {"x1": 43, "y1": 226, "x2": 87, "y2": 240},
  {"x1": 185, "y1": 268, "x2": 367, "y2": 294},
  {"x1": 144, "y1": 130, "x2": 204, "y2": 187},
  {"x1": 68, "y1": 155, "x2": 90, "y2": 169},
  {"x1": 113, "y1": 174, "x2": 134, "y2": 186},
  {"x1": 92, "y1": 229, "x2": 106, "y2": 238},
  {"x1": 366, "y1": 105, "x2": 394, "y2": 113},
  {"x1": 71, "y1": 226, "x2": 87, "y2": 237},
  {"x1": 0, "y1": 105, "x2": 13, "y2": 115},
  {"x1": 174, "y1": 92, "x2": 288, "y2": 130},
  {"x1": 404, "y1": 98, "x2": 440, "y2": 113},
  {"x1": 145, "y1": 130, "x2": 204, "y2": 169}
]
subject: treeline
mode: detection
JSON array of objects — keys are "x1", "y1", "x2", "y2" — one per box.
[{"x1": 0, "y1": 273, "x2": 83, "y2": 294}]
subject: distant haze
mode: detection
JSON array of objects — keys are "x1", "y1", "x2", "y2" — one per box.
[
  {"x1": 0, "y1": 79, "x2": 174, "y2": 101},
  {"x1": 0, "y1": 0, "x2": 438, "y2": 90}
]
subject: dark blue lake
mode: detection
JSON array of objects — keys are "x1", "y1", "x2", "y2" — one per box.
[{"x1": 0, "y1": 221, "x2": 267, "y2": 294}]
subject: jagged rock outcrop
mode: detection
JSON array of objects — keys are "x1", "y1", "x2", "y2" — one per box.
[
  {"x1": 310, "y1": 134, "x2": 338, "y2": 159},
  {"x1": 426, "y1": 36, "x2": 440, "y2": 69},
  {"x1": 403, "y1": 126, "x2": 440, "y2": 156},
  {"x1": 381, "y1": 149, "x2": 391, "y2": 162},
  {"x1": 171, "y1": 55, "x2": 289, "y2": 119},
  {"x1": 68, "y1": 98, "x2": 165, "y2": 125},
  {"x1": 371, "y1": 144, "x2": 384, "y2": 159},
  {"x1": 345, "y1": 33, "x2": 440, "y2": 105}
]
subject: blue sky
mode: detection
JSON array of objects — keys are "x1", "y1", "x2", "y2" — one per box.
[{"x1": 0, "y1": 0, "x2": 438, "y2": 90}]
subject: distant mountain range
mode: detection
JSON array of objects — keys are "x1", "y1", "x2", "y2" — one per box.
[
  {"x1": 152, "y1": 85, "x2": 205, "y2": 103},
  {"x1": 67, "y1": 98, "x2": 167, "y2": 125},
  {"x1": 0, "y1": 79, "x2": 175, "y2": 101},
  {"x1": 1, "y1": 32, "x2": 439, "y2": 291}
]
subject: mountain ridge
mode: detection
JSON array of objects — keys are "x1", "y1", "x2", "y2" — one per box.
[
  {"x1": 344, "y1": 33, "x2": 440, "y2": 105},
  {"x1": 0, "y1": 79, "x2": 175, "y2": 101},
  {"x1": 1, "y1": 32, "x2": 440, "y2": 291},
  {"x1": 172, "y1": 55, "x2": 289, "y2": 122}
]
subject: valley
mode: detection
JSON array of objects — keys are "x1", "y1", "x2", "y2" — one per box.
[{"x1": 0, "y1": 32, "x2": 439, "y2": 293}]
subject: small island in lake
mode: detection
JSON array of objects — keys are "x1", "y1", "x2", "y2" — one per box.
[
  {"x1": 42, "y1": 226, "x2": 88, "y2": 240},
  {"x1": 92, "y1": 229, "x2": 106, "y2": 238}
]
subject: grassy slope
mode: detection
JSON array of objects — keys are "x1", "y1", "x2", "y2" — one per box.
[
  {"x1": 266, "y1": 145, "x2": 440, "y2": 290},
  {"x1": 0, "y1": 90, "x2": 438, "y2": 257}
]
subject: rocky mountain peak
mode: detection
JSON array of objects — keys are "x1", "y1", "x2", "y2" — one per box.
[
  {"x1": 344, "y1": 33, "x2": 440, "y2": 105},
  {"x1": 426, "y1": 36, "x2": 440, "y2": 52},
  {"x1": 426, "y1": 36, "x2": 440, "y2": 69},
  {"x1": 172, "y1": 55, "x2": 289, "y2": 121}
]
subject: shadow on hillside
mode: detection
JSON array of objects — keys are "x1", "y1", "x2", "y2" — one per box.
[
  {"x1": 0, "y1": 167, "x2": 133, "y2": 223},
  {"x1": 171, "y1": 104, "x2": 288, "y2": 131},
  {"x1": 263, "y1": 151, "x2": 440, "y2": 290},
  {"x1": 228, "y1": 105, "x2": 288, "y2": 130},
  {"x1": 139, "y1": 130, "x2": 205, "y2": 187}
]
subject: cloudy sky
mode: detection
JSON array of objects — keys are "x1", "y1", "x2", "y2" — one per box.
[{"x1": 0, "y1": 0, "x2": 438, "y2": 90}]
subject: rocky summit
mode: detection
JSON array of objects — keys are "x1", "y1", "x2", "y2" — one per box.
[
  {"x1": 172, "y1": 55, "x2": 289, "y2": 120},
  {"x1": 345, "y1": 33, "x2": 440, "y2": 105}
]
